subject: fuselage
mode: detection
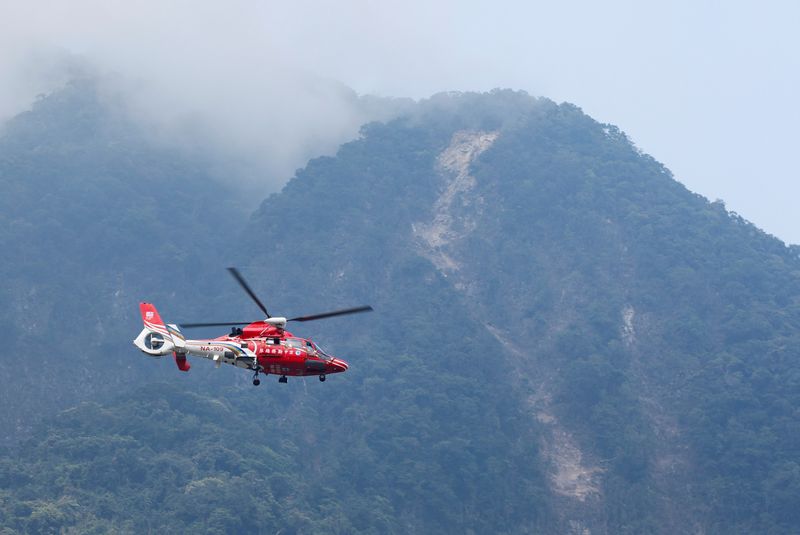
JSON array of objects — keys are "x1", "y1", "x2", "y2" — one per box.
[{"x1": 183, "y1": 328, "x2": 349, "y2": 377}]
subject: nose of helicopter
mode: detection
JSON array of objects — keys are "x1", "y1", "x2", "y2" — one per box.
[{"x1": 328, "y1": 358, "x2": 349, "y2": 373}]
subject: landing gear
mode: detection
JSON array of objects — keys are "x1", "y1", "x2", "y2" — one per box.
[
  {"x1": 252, "y1": 377, "x2": 261, "y2": 386},
  {"x1": 319, "y1": 374, "x2": 326, "y2": 382},
  {"x1": 279, "y1": 375, "x2": 288, "y2": 384}
]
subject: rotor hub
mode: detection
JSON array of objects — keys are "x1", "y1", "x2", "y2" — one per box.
[{"x1": 264, "y1": 317, "x2": 287, "y2": 329}]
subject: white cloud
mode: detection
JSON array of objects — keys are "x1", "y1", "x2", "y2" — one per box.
[{"x1": 0, "y1": 1, "x2": 410, "y2": 192}]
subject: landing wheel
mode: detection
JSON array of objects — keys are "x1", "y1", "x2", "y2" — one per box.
[
  {"x1": 279, "y1": 375, "x2": 288, "y2": 384},
  {"x1": 253, "y1": 377, "x2": 261, "y2": 386},
  {"x1": 319, "y1": 374, "x2": 326, "y2": 382}
]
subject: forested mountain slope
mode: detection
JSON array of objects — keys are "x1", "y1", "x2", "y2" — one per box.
[
  {"x1": 0, "y1": 79, "x2": 246, "y2": 440},
  {"x1": 1, "y1": 86, "x2": 799, "y2": 534}
]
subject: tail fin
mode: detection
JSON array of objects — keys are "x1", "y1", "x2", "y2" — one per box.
[
  {"x1": 139, "y1": 302, "x2": 186, "y2": 346},
  {"x1": 134, "y1": 303, "x2": 190, "y2": 371},
  {"x1": 140, "y1": 302, "x2": 167, "y2": 332},
  {"x1": 133, "y1": 302, "x2": 176, "y2": 356}
]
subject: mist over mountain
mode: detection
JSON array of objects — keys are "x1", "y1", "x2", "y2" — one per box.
[
  {"x1": 0, "y1": 51, "x2": 415, "y2": 197},
  {"x1": 1, "y1": 82, "x2": 800, "y2": 533}
]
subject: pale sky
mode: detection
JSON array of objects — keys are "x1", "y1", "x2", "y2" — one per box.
[{"x1": 2, "y1": 1, "x2": 798, "y2": 242}]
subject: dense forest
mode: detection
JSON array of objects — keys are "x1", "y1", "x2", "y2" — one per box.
[{"x1": 1, "y1": 81, "x2": 799, "y2": 533}]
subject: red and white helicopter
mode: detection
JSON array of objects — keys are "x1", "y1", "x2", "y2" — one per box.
[{"x1": 133, "y1": 268, "x2": 372, "y2": 385}]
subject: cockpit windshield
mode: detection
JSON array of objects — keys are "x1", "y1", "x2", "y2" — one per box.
[
  {"x1": 313, "y1": 342, "x2": 334, "y2": 361},
  {"x1": 283, "y1": 338, "x2": 333, "y2": 361}
]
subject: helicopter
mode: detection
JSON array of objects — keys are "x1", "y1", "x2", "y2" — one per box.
[{"x1": 133, "y1": 267, "x2": 373, "y2": 385}]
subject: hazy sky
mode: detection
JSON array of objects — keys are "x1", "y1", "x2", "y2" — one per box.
[{"x1": 2, "y1": 1, "x2": 798, "y2": 242}]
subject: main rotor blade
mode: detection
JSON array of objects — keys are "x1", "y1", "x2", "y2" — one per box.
[
  {"x1": 178, "y1": 321, "x2": 251, "y2": 328},
  {"x1": 288, "y1": 305, "x2": 373, "y2": 322},
  {"x1": 227, "y1": 267, "x2": 270, "y2": 318}
]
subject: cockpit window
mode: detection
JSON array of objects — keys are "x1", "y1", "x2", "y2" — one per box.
[{"x1": 314, "y1": 343, "x2": 333, "y2": 361}]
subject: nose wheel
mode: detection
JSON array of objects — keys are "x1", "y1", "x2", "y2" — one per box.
[
  {"x1": 252, "y1": 366, "x2": 263, "y2": 386},
  {"x1": 319, "y1": 374, "x2": 326, "y2": 382},
  {"x1": 279, "y1": 375, "x2": 288, "y2": 383}
]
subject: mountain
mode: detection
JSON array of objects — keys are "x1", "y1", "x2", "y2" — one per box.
[
  {"x1": 2, "y1": 85, "x2": 800, "y2": 534},
  {"x1": 0, "y1": 78, "x2": 247, "y2": 441}
]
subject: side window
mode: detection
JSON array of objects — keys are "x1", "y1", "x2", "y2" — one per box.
[{"x1": 285, "y1": 339, "x2": 302, "y2": 349}]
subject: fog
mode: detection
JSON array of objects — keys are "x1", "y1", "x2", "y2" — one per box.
[
  {"x1": 2, "y1": 1, "x2": 799, "y2": 241},
  {"x1": 0, "y1": 2, "x2": 414, "y2": 193}
]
